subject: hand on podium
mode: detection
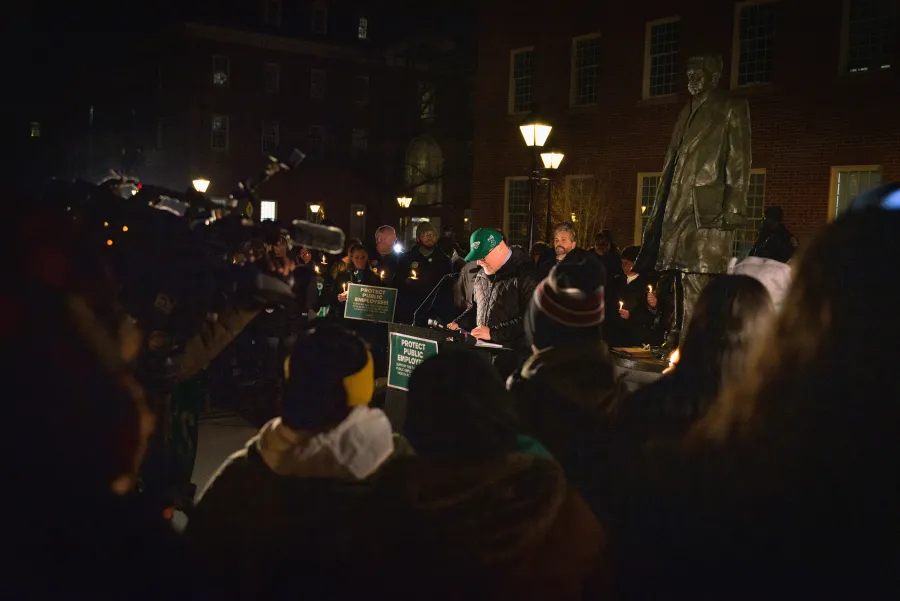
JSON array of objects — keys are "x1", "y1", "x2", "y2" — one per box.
[
  {"x1": 471, "y1": 326, "x2": 491, "y2": 341},
  {"x1": 447, "y1": 322, "x2": 459, "y2": 331}
]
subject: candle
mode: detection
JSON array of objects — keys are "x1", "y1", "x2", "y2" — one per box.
[
  {"x1": 343, "y1": 282, "x2": 348, "y2": 293},
  {"x1": 321, "y1": 256, "x2": 327, "y2": 265},
  {"x1": 619, "y1": 301, "x2": 624, "y2": 311},
  {"x1": 648, "y1": 285, "x2": 653, "y2": 295},
  {"x1": 314, "y1": 265, "x2": 320, "y2": 274},
  {"x1": 410, "y1": 269, "x2": 418, "y2": 280},
  {"x1": 380, "y1": 270, "x2": 385, "y2": 280}
]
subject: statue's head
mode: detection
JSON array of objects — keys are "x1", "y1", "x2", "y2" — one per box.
[{"x1": 686, "y1": 55, "x2": 724, "y2": 98}]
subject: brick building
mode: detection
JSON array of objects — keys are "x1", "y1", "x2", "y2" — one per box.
[
  {"x1": 26, "y1": 0, "x2": 475, "y2": 243},
  {"x1": 471, "y1": 0, "x2": 899, "y2": 254}
]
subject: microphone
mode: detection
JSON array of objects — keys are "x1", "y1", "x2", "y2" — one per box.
[
  {"x1": 427, "y1": 318, "x2": 476, "y2": 345},
  {"x1": 289, "y1": 220, "x2": 346, "y2": 254}
]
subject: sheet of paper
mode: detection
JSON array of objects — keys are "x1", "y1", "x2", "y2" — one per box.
[{"x1": 475, "y1": 340, "x2": 504, "y2": 349}]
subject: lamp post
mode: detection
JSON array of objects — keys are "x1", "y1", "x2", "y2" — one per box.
[
  {"x1": 397, "y1": 196, "x2": 412, "y2": 208},
  {"x1": 519, "y1": 115, "x2": 552, "y2": 250},
  {"x1": 540, "y1": 150, "x2": 564, "y2": 244},
  {"x1": 309, "y1": 203, "x2": 322, "y2": 223},
  {"x1": 192, "y1": 178, "x2": 210, "y2": 193}
]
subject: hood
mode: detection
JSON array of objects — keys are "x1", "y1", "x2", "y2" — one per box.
[
  {"x1": 727, "y1": 256, "x2": 792, "y2": 309},
  {"x1": 376, "y1": 454, "x2": 567, "y2": 565},
  {"x1": 518, "y1": 343, "x2": 620, "y2": 412},
  {"x1": 255, "y1": 406, "x2": 395, "y2": 480}
]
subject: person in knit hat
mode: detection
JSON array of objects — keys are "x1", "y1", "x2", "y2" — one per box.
[
  {"x1": 508, "y1": 262, "x2": 625, "y2": 519},
  {"x1": 186, "y1": 325, "x2": 406, "y2": 600}
]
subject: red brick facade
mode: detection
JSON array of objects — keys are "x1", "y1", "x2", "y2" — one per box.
[{"x1": 471, "y1": 0, "x2": 900, "y2": 249}]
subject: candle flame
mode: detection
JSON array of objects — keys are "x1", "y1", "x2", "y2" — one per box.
[
  {"x1": 648, "y1": 285, "x2": 653, "y2": 294},
  {"x1": 410, "y1": 269, "x2": 418, "y2": 279},
  {"x1": 380, "y1": 270, "x2": 385, "y2": 279},
  {"x1": 619, "y1": 301, "x2": 624, "y2": 310}
]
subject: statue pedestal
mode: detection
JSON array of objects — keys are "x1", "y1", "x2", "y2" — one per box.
[{"x1": 611, "y1": 348, "x2": 668, "y2": 394}]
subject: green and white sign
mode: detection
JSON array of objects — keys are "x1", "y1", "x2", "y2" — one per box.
[
  {"x1": 388, "y1": 332, "x2": 439, "y2": 391},
  {"x1": 343, "y1": 283, "x2": 397, "y2": 323}
]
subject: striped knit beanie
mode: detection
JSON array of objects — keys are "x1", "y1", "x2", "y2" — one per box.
[{"x1": 526, "y1": 262, "x2": 605, "y2": 350}]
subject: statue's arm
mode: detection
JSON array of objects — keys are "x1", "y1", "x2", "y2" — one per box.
[{"x1": 723, "y1": 99, "x2": 752, "y2": 223}]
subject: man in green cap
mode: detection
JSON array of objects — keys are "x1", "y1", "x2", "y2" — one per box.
[{"x1": 449, "y1": 228, "x2": 538, "y2": 374}]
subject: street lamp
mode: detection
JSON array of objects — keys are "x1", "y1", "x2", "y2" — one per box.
[
  {"x1": 309, "y1": 203, "x2": 321, "y2": 223},
  {"x1": 519, "y1": 114, "x2": 554, "y2": 250},
  {"x1": 192, "y1": 178, "x2": 210, "y2": 193},
  {"x1": 397, "y1": 196, "x2": 412, "y2": 208},
  {"x1": 540, "y1": 151, "x2": 565, "y2": 243}
]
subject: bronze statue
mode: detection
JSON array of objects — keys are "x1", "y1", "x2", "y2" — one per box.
[{"x1": 635, "y1": 54, "x2": 752, "y2": 344}]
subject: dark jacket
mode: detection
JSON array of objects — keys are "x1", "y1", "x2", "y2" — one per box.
[
  {"x1": 749, "y1": 223, "x2": 798, "y2": 263},
  {"x1": 329, "y1": 266, "x2": 383, "y2": 317},
  {"x1": 396, "y1": 244, "x2": 453, "y2": 324},
  {"x1": 367, "y1": 454, "x2": 610, "y2": 601},
  {"x1": 367, "y1": 248, "x2": 400, "y2": 288},
  {"x1": 607, "y1": 272, "x2": 661, "y2": 347},
  {"x1": 508, "y1": 342, "x2": 626, "y2": 519},
  {"x1": 455, "y1": 246, "x2": 538, "y2": 351}
]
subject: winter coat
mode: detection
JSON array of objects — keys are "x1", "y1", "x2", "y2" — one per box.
[
  {"x1": 508, "y1": 341, "x2": 626, "y2": 519},
  {"x1": 367, "y1": 453, "x2": 610, "y2": 601},
  {"x1": 329, "y1": 267, "x2": 383, "y2": 317},
  {"x1": 185, "y1": 411, "x2": 412, "y2": 601},
  {"x1": 455, "y1": 247, "x2": 538, "y2": 351},
  {"x1": 396, "y1": 244, "x2": 453, "y2": 324},
  {"x1": 749, "y1": 222, "x2": 798, "y2": 263}
]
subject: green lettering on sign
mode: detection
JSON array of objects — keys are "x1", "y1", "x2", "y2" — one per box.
[
  {"x1": 388, "y1": 332, "x2": 439, "y2": 391},
  {"x1": 343, "y1": 283, "x2": 397, "y2": 323}
]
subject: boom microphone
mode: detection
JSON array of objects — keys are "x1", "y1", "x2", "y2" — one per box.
[{"x1": 290, "y1": 220, "x2": 346, "y2": 254}]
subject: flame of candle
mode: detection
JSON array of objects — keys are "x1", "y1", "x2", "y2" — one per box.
[
  {"x1": 411, "y1": 270, "x2": 417, "y2": 279},
  {"x1": 619, "y1": 301, "x2": 624, "y2": 310},
  {"x1": 648, "y1": 285, "x2": 653, "y2": 294},
  {"x1": 380, "y1": 270, "x2": 385, "y2": 279},
  {"x1": 343, "y1": 283, "x2": 348, "y2": 292}
]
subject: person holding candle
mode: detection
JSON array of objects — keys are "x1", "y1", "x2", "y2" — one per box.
[
  {"x1": 607, "y1": 245, "x2": 663, "y2": 348},
  {"x1": 396, "y1": 221, "x2": 452, "y2": 325},
  {"x1": 329, "y1": 244, "x2": 382, "y2": 318}
]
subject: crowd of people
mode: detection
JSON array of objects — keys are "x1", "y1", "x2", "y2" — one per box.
[{"x1": 8, "y1": 181, "x2": 900, "y2": 600}]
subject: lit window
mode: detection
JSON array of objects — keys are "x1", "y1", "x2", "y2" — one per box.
[
  {"x1": 308, "y1": 125, "x2": 324, "y2": 158},
  {"x1": 644, "y1": 17, "x2": 681, "y2": 98},
  {"x1": 260, "y1": 200, "x2": 277, "y2": 221},
  {"x1": 508, "y1": 48, "x2": 533, "y2": 115},
  {"x1": 312, "y1": 1, "x2": 328, "y2": 34},
  {"x1": 733, "y1": 1, "x2": 777, "y2": 87},
  {"x1": 504, "y1": 178, "x2": 531, "y2": 247},
  {"x1": 350, "y1": 203, "x2": 366, "y2": 240},
  {"x1": 211, "y1": 115, "x2": 229, "y2": 150},
  {"x1": 733, "y1": 170, "x2": 767, "y2": 258},
  {"x1": 830, "y1": 165, "x2": 882, "y2": 219},
  {"x1": 842, "y1": 0, "x2": 895, "y2": 73},
  {"x1": 463, "y1": 209, "x2": 473, "y2": 234},
  {"x1": 418, "y1": 82, "x2": 435, "y2": 120},
  {"x1": 212, "y1": 56, "x2": 230, "y2": 86},
  {"x1": 310, "y1": 69, "x2": 326, "y2": 99},
  {"x1": 571, "y1": 34, "x2": 601, "y2": 106},
  {"x1": 635, "y1": 173, "x2": 661, "y2": 244},
  {"x1": 264, "y1": 63, "x2": 280, "y2": 93},
  {"x1": 262, "y1": 121, "x2": 279, "y2": 155},
  {"x1": 30, "y1": 122, "x2": 40, "y2": 138},
  {"x1": 358, "y1": 16, "x2": 368, "y2": 40},
  {"x1": 352, "y1": 129, "x2": 368, "y2": 157}
]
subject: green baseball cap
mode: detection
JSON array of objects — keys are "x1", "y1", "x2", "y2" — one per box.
[{"x1": 465, "y1": 228, "x2": 504, "y2": 262}]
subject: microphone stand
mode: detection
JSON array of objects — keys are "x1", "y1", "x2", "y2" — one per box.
[{"x1": 413, "y1": 272, "x2": 457, "y2": 327}]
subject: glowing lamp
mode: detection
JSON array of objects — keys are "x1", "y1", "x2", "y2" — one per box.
[
  {"x1": 397, "y1": 196, "x2": 412, "y2": 208},
  {"x1": 540, "y1": 151, "x2": 564, "y2": 170},
  {"x1": 192, "y1": 178, "x2": 210, "y2": 193},
  {"x1": 519, "y1": 119, "x2": 552, "y2": 147}
]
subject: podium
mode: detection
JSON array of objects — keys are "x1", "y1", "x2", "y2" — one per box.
[{"x1": 383, "y1": 323, "x2": 512, "y2": 434}]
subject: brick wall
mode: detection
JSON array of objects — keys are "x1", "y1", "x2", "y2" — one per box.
[{"x1": 472, "y1": 0, "x2": 900, "y2": 248}]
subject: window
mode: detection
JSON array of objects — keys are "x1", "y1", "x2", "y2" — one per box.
[
  {"x1": 30, "y1": 121, "x2": 40, "y2": 138},
  {"x1": 419, "y1": 82, "x2": 435, "y2": 120},
  {"x1": 211, "y1": 114, "x2": 229, "y2": 150},
  {"x1": 312, "y1": 0, "x2": 328, "y2": 34},
  {"x1": 829, "y1": 165, "x2": 882, "y2": 219},
  {"x1": 354, "y1": 75, "x2": 369, "y2": 105},
  {"x1": 264, "y1": 63, "x2": 280, "y2": 93},
  {"x1": 263, "y1": 0, "x2": 282, "y2": 26},
  {"x1": 358, "y1": 16, "x2": 368, "y2": 40},
  {"x1": 841, "y1": 0, "x2": 895, "y2": 73},
  {"x1": 260, "y1": 200, "x2": 277, "y2": 221},
  {"x1": 405, "y1": 136, "x2": 443, "y2": 205},
  {"x1": 212, "y1": 55, "x2": 230, "y2": 86},
  {"x1": 504, "y1": 177, "x2": 531, "y2": 248},
  {"x1": 352, "y1": 129, "x2": 368, "y2": 157},
  {"x1": 310, "y1": 69, "x2": 326, "y2": 99},
  {"x1": 463, "y1": 209, "x2": 473, "y2": 234},
  {"x1": 643, "y1": 17, "x2": 681, "y2": 98},
  {"x1": 156, "y1": 117, "x2": 164, "y2": 149},
  {"x1": 350, "y1": 204, "x2": 366, "y2": 240},
  {"x1": 634, "y1": 173, "x2": 662, "y2": 244},
  {"x1": 733, "y1": 169, "x2": 767, "y2": 258},
  {"x1": 732, "y1": 0, "x2": 776, "y2": 87},
  {"x1": 570, "y1": 34, "x2": 601, "y2": 106},
  {"x1": 508, "y1": 48, "x2": 534, "y2": 115},
  {"x1": 308, "y1": 125, "x2": 324, "y2": 157},
  {"x1": 262, "y1": 121, "x2": 279, "y2": 155}
]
